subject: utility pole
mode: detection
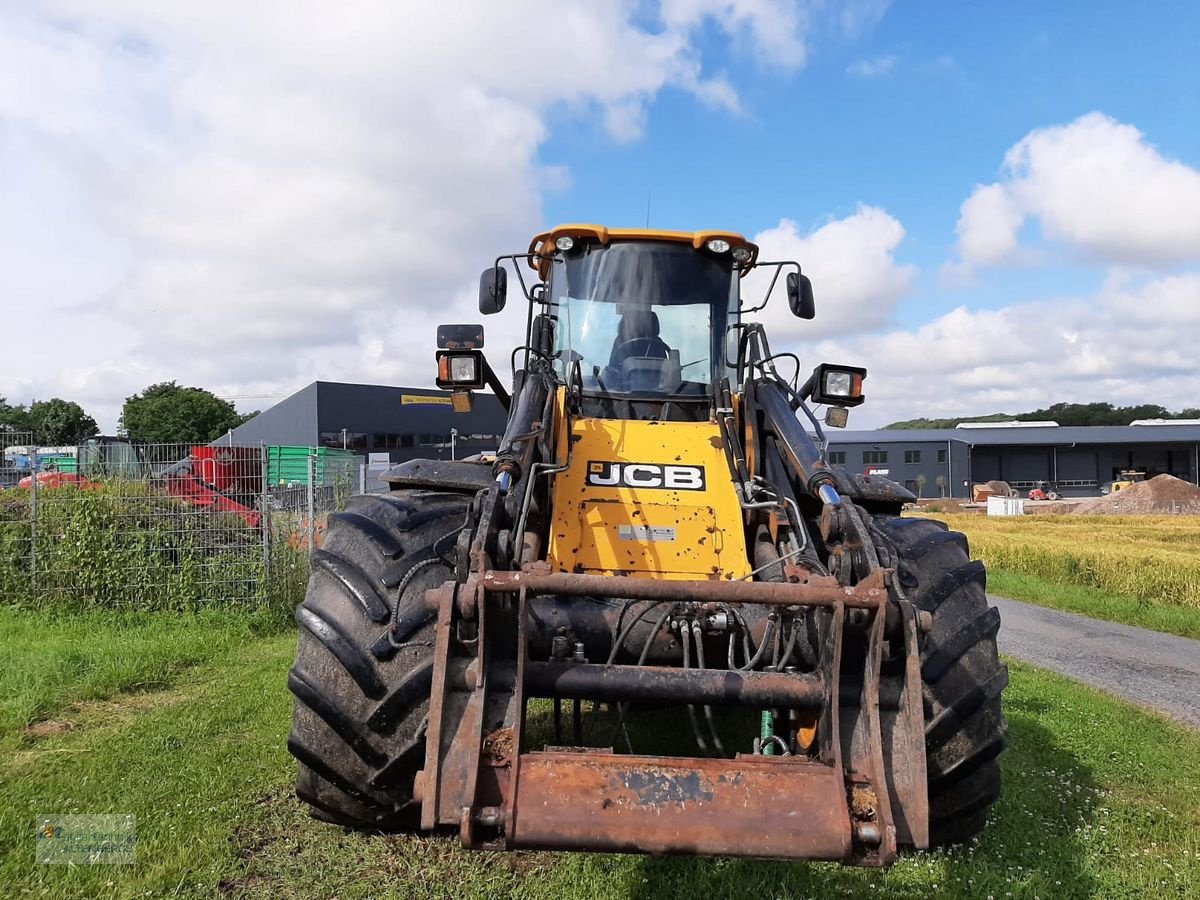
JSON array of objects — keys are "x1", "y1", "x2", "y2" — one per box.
[
  {"x1": 341, "y1": 428, "x2": 348, "y2": 450},
  {"x1": 451, "y1": 428, "x2": 458, "y2": 461}
]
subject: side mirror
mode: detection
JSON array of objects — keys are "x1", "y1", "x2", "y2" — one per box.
[
  {"x1": 530, "y1": 314, "x2": 556, "y2": 357},
  {"x1": 786, "y1": 272, "x2": 815, "y2": 319},
  {"x1": 479, "y1": 266, "x2": 507, "y2": 315}
]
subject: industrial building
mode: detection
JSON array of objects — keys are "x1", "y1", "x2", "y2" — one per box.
[
  {"x1": 230, "y1": 385, "x2": 1200, "y2": 500},
  {"x1": 826, "y1": 422, "x2": 1200, "y2": 499},
  {"x1": 227, "y1": 381, "x2": 509, "y2": 465}
]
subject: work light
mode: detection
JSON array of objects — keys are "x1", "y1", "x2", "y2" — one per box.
[
  {"x1": 435, "y1": 350, "x2": 486, "y2": 390},
  {"x1": 806, "y1": 363, "x2": 867, "y2": 407}
]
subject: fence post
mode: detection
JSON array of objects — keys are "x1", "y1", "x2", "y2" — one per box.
[
  {"x1": 260, "y1": 442, "x2": 270, "y2": 586},
  {"x1": 358, "y1": 460, "x2": 366, "y2": 495},
  {"x1": 307, "y1": 453, "x2": 317, "y2": 553},
  {"x1": 28, "y1": 453, "x2": 38, "y2": 593}
]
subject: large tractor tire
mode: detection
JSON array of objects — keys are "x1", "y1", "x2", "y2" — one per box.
[
  {"x1": 287, "y1": 489, "x2": 471, "y2": 830},
  {"x1": 871, "y1": 515, "x2": 1009, "y2": 846}
]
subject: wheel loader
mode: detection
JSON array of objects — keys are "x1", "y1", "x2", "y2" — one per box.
[{"x1": 287, "y1": 225, "x2": 1008, "y2": 865}]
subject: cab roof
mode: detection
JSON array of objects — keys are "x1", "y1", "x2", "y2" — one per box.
[{"x1": 527, "y1": 224, "x2": 759, "y2": 278}]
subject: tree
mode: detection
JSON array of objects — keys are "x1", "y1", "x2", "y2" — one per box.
[
  {"x1": 121, "y1": 382, "x2": 246, "y2": 444},
  {"x1": 0, "y1": 396, "x2": 33, "y2": 436},
  {"x1": 28, "y1": 399, "x2": 100, "y2": 444}
]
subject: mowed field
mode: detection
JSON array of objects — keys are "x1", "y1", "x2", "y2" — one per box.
[
  {"x1": 925, "y1": 513, "x2": 1200, "y2": 638},
  {"x1": 2, "y1": 606, "x2": 1199, "y2": 900}
]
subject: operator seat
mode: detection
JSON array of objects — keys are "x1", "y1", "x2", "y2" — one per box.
[{"x1": 608, "y1": 309, "x2": 670, "y2": 370}]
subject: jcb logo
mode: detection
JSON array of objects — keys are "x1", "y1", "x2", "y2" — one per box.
[{"x1": 585, "y1": 461, "x2": 706, "y2": 491}]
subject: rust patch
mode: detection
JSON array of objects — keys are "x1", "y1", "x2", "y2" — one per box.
[{"x1": 612, "y1": 769, "x2": 714, "y2": 807}]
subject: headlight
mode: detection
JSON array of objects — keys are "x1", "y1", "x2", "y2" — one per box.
[
  {"x1": 706, "y1": 238, "x2": 731, "y2": 253},
  {"x1": 448, "y1": 356, "x2": 478, "y2": 383},
  {"x1": 436, "y1": 349, "x2": 486, "y2": 390},
  {"x1": 823, "y1": 370, "x2": 853, "y2": 397},
  {"x1": 555, "y1": 236, "x2": 575, "y2": 251},
  {"x1": 806, "y1": 363, "x2": 867, "y2": 407}
]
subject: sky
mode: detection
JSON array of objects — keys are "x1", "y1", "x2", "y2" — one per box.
[{"x1": 2, "y1": 1, "x2": 1199, "y2": 431}]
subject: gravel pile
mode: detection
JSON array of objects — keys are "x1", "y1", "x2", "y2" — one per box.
[{"x1": 1071, "y1": 474, "x2": 1200, "y2": 515}]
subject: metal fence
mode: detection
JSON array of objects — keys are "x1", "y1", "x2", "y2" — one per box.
[{"x1": 0, "y1": 439, "x2": 366, "y2": 610}]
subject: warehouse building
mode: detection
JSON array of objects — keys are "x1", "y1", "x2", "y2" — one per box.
[
  {"x1": 826, "y1": 422, "x2": 1200, "y2": 499},
  {"x1": 227, "y1": 381, "x2": 509, "y2": 465},
  {"x1": 230, "y1": 385, "x2": 1200, "y2": 500}
]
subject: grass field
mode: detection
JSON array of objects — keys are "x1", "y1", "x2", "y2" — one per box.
[
  {"x1": 927, "y1": 513, "x2": 1200, "y2": 638},
  {"x1": 2, "y1": 607, "x2": 1198, "y2": 899}
]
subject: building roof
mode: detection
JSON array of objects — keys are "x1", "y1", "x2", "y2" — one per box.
[{"x1": 828, "y1": 424, "x2": 1200, "y2": 446}]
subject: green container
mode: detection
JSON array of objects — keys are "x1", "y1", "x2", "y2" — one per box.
[
  {"x1": 266, "y1": 446, "x2": 357, "y2": 487},
  {"x1": 40, "y1": 454, "x2": 78, "y2": 474}
]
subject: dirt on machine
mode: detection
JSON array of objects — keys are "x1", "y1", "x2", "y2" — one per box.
[{"x1": 286, "y1": 224, "x2": 1008, "y2": 866}]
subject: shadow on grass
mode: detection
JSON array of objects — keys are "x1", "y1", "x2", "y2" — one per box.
[{"x1": 626, "y1": 704, "x2": 1100, "y2": 900}]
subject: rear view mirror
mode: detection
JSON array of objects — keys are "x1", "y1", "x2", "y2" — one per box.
[
  {"x1": 786, "y1": 272, "x2": 815, "y2": 319},
  {"x1": 437, "y1": 323, "x2": 485, "y2": 349},
  {"x1": 479, "y1": 266, "x2": 507, "y2": 315}
]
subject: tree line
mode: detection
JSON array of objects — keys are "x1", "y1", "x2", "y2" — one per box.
[
  {"x1": 0, "y1": 382, "x2": 257, "y2": 445},
  {"x1": 885, "y1": 402, "x2": 1200, "y2": 430}
]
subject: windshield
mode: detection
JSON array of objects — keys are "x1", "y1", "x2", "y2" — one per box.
[{"x1": 549, "y1": 241, "x2": 735, "y2": 397}]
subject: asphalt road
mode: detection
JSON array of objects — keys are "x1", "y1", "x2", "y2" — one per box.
[{"x1": 989, "y1": 594, "x2": 1200, "y2": 729}]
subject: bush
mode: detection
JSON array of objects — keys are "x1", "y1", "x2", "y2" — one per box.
[{"x1": 0, "y1": 482, "x2": 304, "y2": 620}]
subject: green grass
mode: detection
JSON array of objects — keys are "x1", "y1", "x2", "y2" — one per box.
[
  {"x1": 988, "y1": 568, "x2": 1200, "y2": 640},
  {"x1": 2, "y1": 610, "x2": 1198, "y2": 899}
]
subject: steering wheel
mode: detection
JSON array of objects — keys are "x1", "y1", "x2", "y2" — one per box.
[{"x1": 611, "y1": 336, "x2": 670, "y2": 361}]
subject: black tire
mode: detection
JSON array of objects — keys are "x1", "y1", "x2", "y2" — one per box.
[
  {"x1": 287, "y1": 489, "x2": 471, "y2": 830},
  {"x1": 870, "y1": 515, "x2": 1009, "y2": 847}
]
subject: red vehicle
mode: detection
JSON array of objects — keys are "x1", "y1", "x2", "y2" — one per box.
[
  {"x1": 1027, "y1": 481, "x2": 1061, "y2": 501},
  {"x1": 19, "y1": 438, "x2": 263, "y2": 528}
]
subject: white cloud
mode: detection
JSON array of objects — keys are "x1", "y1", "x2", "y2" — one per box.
[
  {"x1": 837, "y1": 0, "x2": 893, "y2": 37},
  {"x1": 811, "y1": 272, "x2": 1200, "y2": 426},
  {"x1": 660, "y1": 0, "x2": 811, "y2": 69},
  {"x1": 748, "y1": 206, "x2": 917, "y2": 341},
  {"x1": 846, "y1": 54, "x2": 897, "y2": 77},
  {"x1": 0, "y1": 1, "x2": 818, "y2": 430},
  {"x1": 951, "y1": 113, "x2": 1200, "y2": 271}
]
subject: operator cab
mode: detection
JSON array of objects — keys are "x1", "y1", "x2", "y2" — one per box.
[{"x1": 547, "y1": 237, "x2": 737, "y2": 405}]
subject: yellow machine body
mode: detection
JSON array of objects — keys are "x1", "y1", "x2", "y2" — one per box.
[{"x1": 546, "y1": 398, "x2": 749, "y2": 581}]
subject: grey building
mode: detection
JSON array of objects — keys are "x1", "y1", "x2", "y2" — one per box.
[
  {"x1": 227, "y1": 381, "x2": 509, "y2": 463},
  {"x1": 825, "y1": 423, "x2": 1200, "y2": 499}
]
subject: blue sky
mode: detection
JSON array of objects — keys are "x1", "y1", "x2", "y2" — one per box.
[{"x1": 2, "y1": 2, "x2": 1199, "y2": 429}]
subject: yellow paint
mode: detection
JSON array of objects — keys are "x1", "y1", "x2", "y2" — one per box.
[
  {"x1": 401, "y1": 394, "x2": 453, "y2": 406},
  {"x1": 546, "y1": 408, "x2": 748, "y2": 580},
  {"x1": 526, "y1": 224, "x2": 759, "y2": 278}
]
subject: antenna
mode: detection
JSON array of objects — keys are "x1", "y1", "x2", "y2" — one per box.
[{"x1": 645, "y1": 188, "x2": 652, "y2": 228}]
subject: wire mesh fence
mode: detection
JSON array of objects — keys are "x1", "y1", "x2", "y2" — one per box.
[{"x1": 0, "y1": 438, "x2": 365, "y2": 613}]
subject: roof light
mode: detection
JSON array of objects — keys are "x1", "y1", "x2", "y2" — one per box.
[
  {"x1": 731, "y1": 246, "x2": 752, "y2": 263},
  {"x1": 706, "y1": 238, "x2": 731, "y2": 254},
  {"x1": 555, "y1": 236, "x2": 575, "y2": 251}
]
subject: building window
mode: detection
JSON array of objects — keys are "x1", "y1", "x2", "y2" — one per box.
[
  {"x1": 863, "y1": 450, "x2": 888, "y2": 465},
  {"x1": 904, "y1": 480, "x2": 918, "y2": 494},
  {"x1": 373, "y1": 433, "x2": 389, "y2": 449},
  {"x1": 828, "y1": 450, "x2": 846, "y2": 465},
  {"x1": 399, "y1": 433, "x2": 414, "y2": 448},
  {"x1": 937, "y1": 448, "x2": 947, "y2": 464},
  {"x1": 904, "y1": 450, "x2": 921, "y2": 464}
]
